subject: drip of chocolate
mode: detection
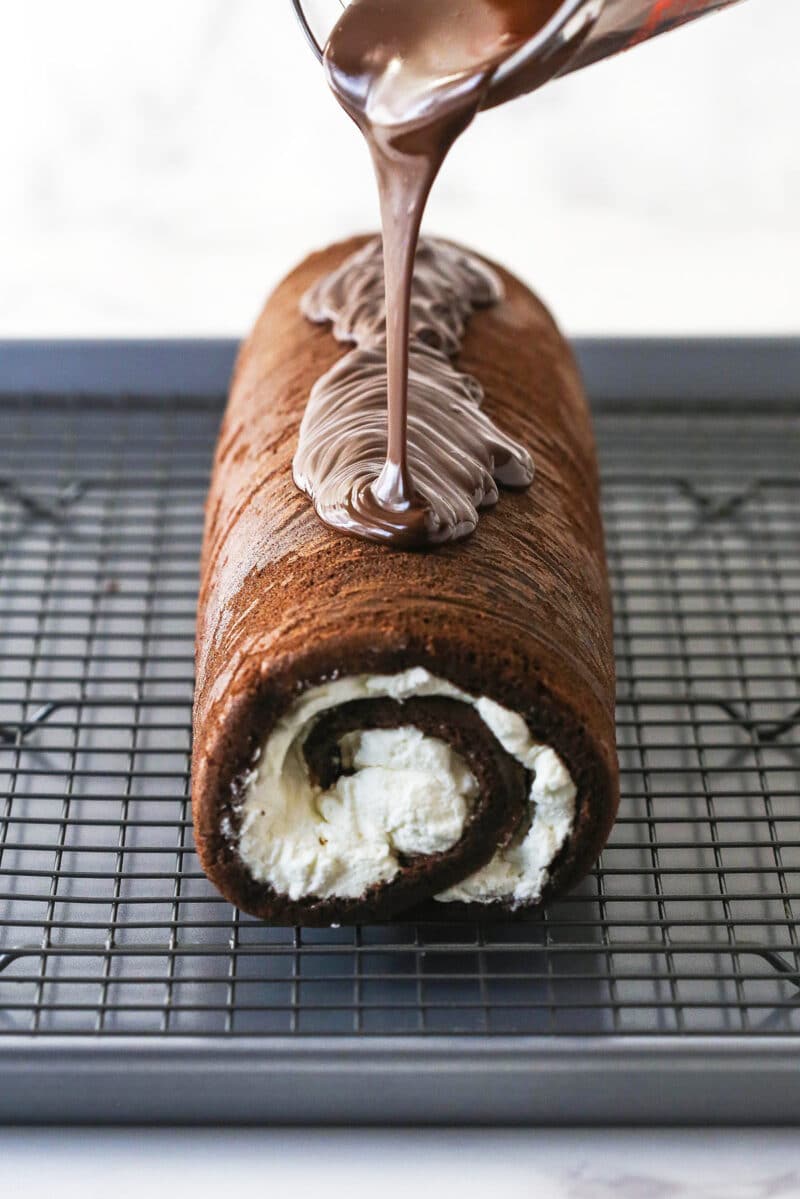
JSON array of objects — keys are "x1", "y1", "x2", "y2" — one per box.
[
  {"x1": 293, "y1": 0, "x2": 563, "y2": 548},
  {"x1": 295, "y1": 237, "x2": 534, "y2": 545}
]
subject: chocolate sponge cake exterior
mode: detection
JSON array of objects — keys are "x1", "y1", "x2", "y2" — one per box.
[{"x1": 192, "y1": 236, "x2": 618, "y2": 924}]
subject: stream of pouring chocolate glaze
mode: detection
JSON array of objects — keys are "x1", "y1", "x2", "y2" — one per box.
[{"x1": 294, "y1": 0, "x2": 564, "y2": 547}]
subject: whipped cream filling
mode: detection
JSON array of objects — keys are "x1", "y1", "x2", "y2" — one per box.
[{"x1": 236, "y1": 668, "x2": 576, "y2": 907}]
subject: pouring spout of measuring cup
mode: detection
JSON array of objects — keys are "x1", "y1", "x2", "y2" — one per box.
[{"x1": 292, "y1": 0, "x2": 746, "y2": 107}]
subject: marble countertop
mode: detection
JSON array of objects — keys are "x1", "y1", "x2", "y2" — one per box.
[
  {"x1": 0, "y1": 0, "x2": 798, "y2": 338},
  {"x1": 4, "y1": 1128, "x2": 800, "y2": 1198}
]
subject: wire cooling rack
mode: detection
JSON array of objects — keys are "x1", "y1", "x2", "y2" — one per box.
[{"x1": 0, "y1": 340, "x2": 799, "y2": 1123}]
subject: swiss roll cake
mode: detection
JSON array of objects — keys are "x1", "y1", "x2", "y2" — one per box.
[{"x1": 192, "y1": 235, "x2": 618, "y2": 924}]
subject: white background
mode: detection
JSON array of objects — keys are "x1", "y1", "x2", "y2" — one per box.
[{"x1": 0, "y1": 0, "x2": 798, "y2": 337}]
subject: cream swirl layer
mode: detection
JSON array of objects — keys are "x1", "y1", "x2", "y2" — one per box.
[{"x1": 236, "y1": 667, "x2": 576, "y2": 907}]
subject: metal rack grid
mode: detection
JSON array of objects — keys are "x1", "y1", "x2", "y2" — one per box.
[{"x1": 1, "y1": 378, "x2": 799, "y2": 1043}]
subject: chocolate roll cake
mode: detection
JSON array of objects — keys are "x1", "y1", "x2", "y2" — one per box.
[{"x1": 192, "y1": 235, "x2": 618, "y2": 924}]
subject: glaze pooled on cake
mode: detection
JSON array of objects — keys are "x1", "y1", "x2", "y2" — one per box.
[{"x1": 294, "y1": 237, "x2": 534, "y2": 546}]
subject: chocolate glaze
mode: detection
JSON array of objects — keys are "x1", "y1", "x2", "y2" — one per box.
[
  {"x1": 298, "y1": 0, "x2": 563, "y2": 547},
  {"x1": 295, "y1": 237, "x2": 534, "y2": 545}
]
